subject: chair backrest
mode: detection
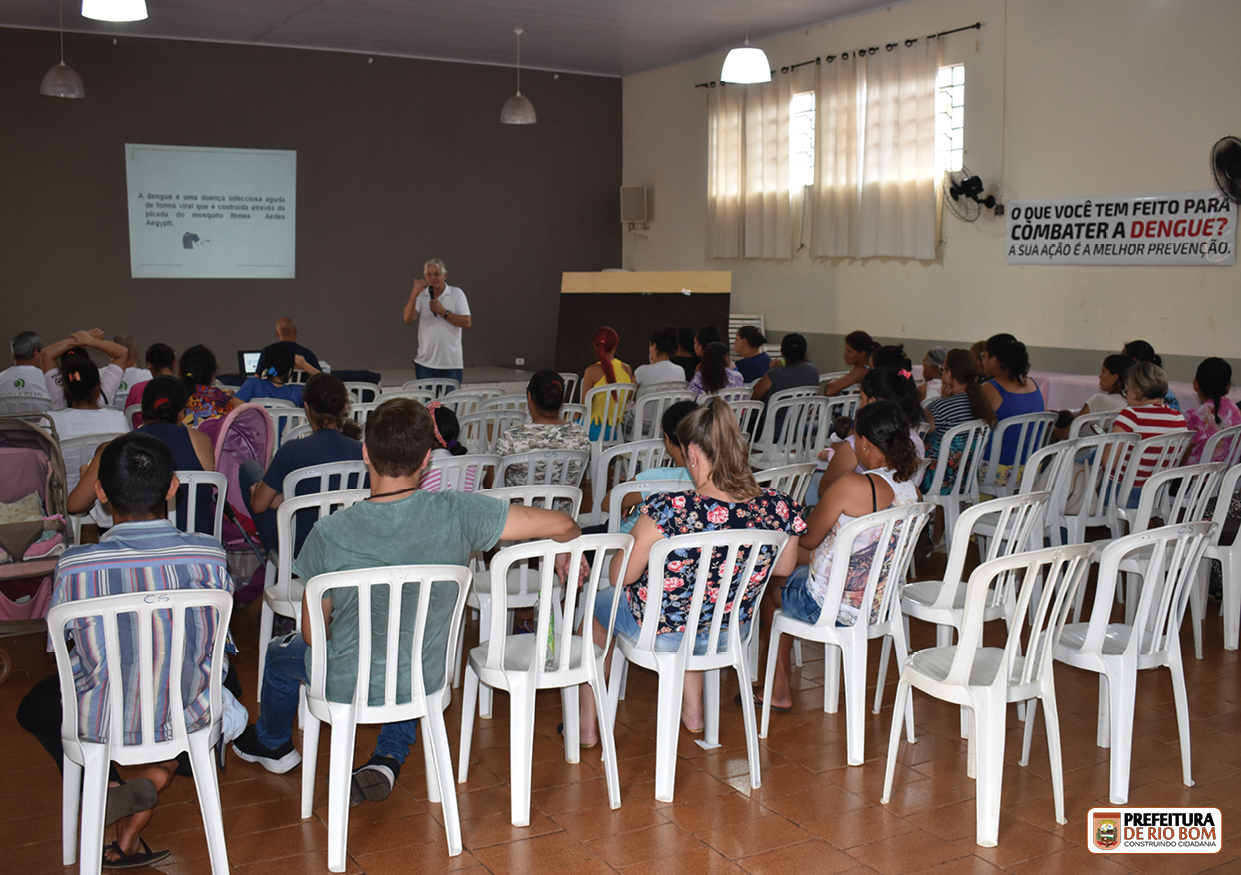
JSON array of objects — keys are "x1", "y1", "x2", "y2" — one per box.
[
  {"x1": 463, "y1": 384, "x2": 505, "y2": 400},
  {"x1": 1115, "y1": 430, "x2": 1195, "y2": 497},
  {"x1": 1060, "y1": 431, "x2": 1138, "y2": 528},
  {"x1": 700, "y1": 386, "x2": 752, "y2": 403},
  {"x1": 1125, "y1": 462, "x2": 1223, "y2": 532},
  {"x1": 981, "y1": 411, "x2": 1057, "y2": 496},
  {"x1": 560, "y1": 403, "x2": 588, "y2": 426},
  {"x1": 767, "y1": 386, "x2": 819, "y2": 405},
  {"x1": 497, "y1": 449, "x2": 591, "y2": 487},
  {"x1": 605, "y1": 477, "x2": 694, "y2": 533},
  {"x1": 940, "y1": 492, "x2": 1052, "y2": 602},
  {"x1": 752, "y1": 396, "x2": 832, "y2": 465},
  {"x1": 477, "y1": 484, "x2": 584, "y2": 521},
  {"x1": 585, "y1": 439, "x2": 669, "y2": 524},
  {"x1": 1068, "y1": 410, "x2": 1119, "y2": 439},
  {"x1": 0, "y1": 394, "x2": 52, "y2": 415},
  {"x1": 583, "y1": 383, "x2": 638, "y2": 455},
  {"x1": 824, "y1": 394, "x2": 861, "y2": 423},
  {"x1": 558, "y1": 372, "x2": 580, "y2": 404},
  {"x1": 274, "y1": 490, "x2": 369, "y2": 595},
  {"x1": 303, "y1": 565, "x2": 472, "y2": 716},
  {"x1": 1207, "y1": 463, "x2": 1241, "y2": 550},
  {"x1": 480, "y1": 394, "x2": 529, "y2": 413},
  {"x1": 400, "y1": 378, "x2": 460, "y2": 398},
  {"x1": 948, "y1": 543, "x2": 1093, "y2": 691},
  {"x1": 481, "y1": 535, "x2": 633, "y2": 677},
  {"x1": 270, "y1": 408, "x2": 310, "y2": 449},
  {"x1": 58, "y1": 432, "x2": 127, "y2": 491},
  {"x1": 437, "y1": 390, "x2": 489, "y2": 418},
  {"x1": 642, "y1": 380, "x2": 689, "y2": 394},
  {"x1": 343, "y1": 381, "x2": 381, "y2": 404},
  {"x1": 282, "y1": 460, "x2": 370, "y2": 497},
  {"x1": 124, "y1": 404, "x2": 142, "y2": 431},
  {"x1": 168, "y1": 470, "x2": 228, "y2": 542},
  {"x1": 753, "y1": 463, "x2": 817, "y2": 504},
  {"x1": 631, "y1": 389, "x2": 696, "y2": 441},
  {"x1": 1202, "y1": 424, "x2": 1241, "y2": 470},
  {"x1": 282, "y1": 422, "x2": 313, "y2": 443},
  {"x1": 922, "y1": 419, "x2": 991, "y2": 505},
  {"x1": 1078, "y1": 522, "x2": 1215, "y2": 660},
  {"x1": 254, "y1": 397, "x2": 297, "y2": 410},
  {"x1": 724, "y1": 399, "x2": 765, "y2": 445},
  {"x1": 459, "y1": 410, "x2": 531, "y2": 454},
  {"x1": 630, "y1": 529, "x2": 792, "y2": 665},
  {"x1": 815, "y1": 502, "x2": 933, "y2": 632},
  {"x1": 818, "y1": 371, "x2": 849, "y2": 389},
  {"x1": 421, "y1": 454, "x2": 500, "y2": 493},
  {"x1": 347, "y1": 401, "x2": 380, "y2": 432},
  {"x1": 379, "y1": 388, "x2": 436, "y2": 404},
  {"x1": 47, "y1": 589, "x2": 232, "y2": 761}
]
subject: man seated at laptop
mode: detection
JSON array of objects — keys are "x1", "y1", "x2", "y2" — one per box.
[{"x1": 256, "y1": 317, "x2": 320, "y2": 375}]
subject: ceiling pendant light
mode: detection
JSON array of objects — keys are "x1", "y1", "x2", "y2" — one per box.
[
  {"x1": 720, "y1": 2, "x2": 770, "y2": 84},
  {"x1": 81, "y1": 0, "x2": 148, "y2": 22},
  {"x1": 41, "y1": 0, "x2": 84, "y2": 98},
  {"x1": 500, "y1": 28, "x2": 536, "y2": 125}
]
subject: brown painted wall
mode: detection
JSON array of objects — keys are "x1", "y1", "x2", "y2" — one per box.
[{"x1": 1, "y1": 28, "x2": 622, "y2": 374}]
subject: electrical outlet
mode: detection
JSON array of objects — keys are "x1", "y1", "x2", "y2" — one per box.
[{"x1": 515, "y1": 357, "x2": 525, "y2": 366}]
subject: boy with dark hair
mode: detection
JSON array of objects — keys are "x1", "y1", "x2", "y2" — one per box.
[
  {"x1": 234, "y1": 398, "x2": 581, "y2": 805},
  {"x1": 16, "y1": 432, "x2": 235, "y2": 869}
]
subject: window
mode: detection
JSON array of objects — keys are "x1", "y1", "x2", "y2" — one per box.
[
  {"x1": 936, "y1": 64, "x2": 964, "y2": 175},
  {"x1": 789, "y1": 91, "x2": 815, "y2": 189}
]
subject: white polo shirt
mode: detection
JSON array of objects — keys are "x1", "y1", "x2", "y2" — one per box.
[
  {"x1": 0, "y1": 365, "x2": 50, "y2": 400},
  {"x1": 414, "y1": 284, "x2": 471, "y2": 370}
]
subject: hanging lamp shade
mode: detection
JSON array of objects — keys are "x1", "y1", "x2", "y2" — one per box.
[
  {"x1": 40, "y1": 61, "x2": 85, "y2": 98},
  {"x1": 81, "y1": 0, "x2": 147, "y2": 21},
  {"x1": 500, "y1": 27, "x2": 536, "y2": 125},
  {"x1": 720, "y1": 42, "x2": 771, "y2": 84}
]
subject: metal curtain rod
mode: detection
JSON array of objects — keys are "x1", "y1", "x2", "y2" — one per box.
[{"x1": 695, "y1": 21, "x2": 982, "y2": 87}]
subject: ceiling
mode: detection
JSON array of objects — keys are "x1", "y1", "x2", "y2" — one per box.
[{"x1": 0, "y1": 0, "x2": 896, "y2": 78}]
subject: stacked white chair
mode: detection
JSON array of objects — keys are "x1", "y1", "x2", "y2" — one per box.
[
  {"x1": 1054, "y1": 523, "x2": 1214, "y2": 804},
  {"x1": 458, "y1": 535, "x2": 633, "y2": 826},
  {"x1": 882, "y1": 543, "x2": 1094, "y2": 847},
  {"x1": 301, "y1": 565, "x2": 472, "y2": 868}
]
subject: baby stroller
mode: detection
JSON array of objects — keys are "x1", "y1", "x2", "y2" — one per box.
[
  {"x1": 200, "y1": 403, "x2": 275, "y2": 579},
  {"x1": 0, "y1": 419, "x2": 70, "y2": 683}
]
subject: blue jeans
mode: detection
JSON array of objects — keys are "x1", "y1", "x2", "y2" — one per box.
[
  {"x1": 595, "y1": 586, "x2": 747, "y2": 655},
  {"x1": 414, "y1": 364, "x2": 463, "y2": 384},
  {"x1": 256, "y1": 633, "x2": 419, "y2": 764},
  {"x1": 780, "y1": 566, "x2": 823, "y2": 623}
]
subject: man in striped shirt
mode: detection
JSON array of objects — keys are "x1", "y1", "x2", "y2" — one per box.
[{"x1": 16, "y1": 432, "x2": 234, "y2": 869}]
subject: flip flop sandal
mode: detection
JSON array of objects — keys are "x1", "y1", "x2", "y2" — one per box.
[
  {"x1": 104, "y1": 779, "x2": 158, "y2": 828},
  {"x1": 101, "y1": 838, "x2": 171, "y2": 870},
  {"x1": 556, "y1": 721, "x2": 599, "y2": 749},
  {"x1": 734, "y1": 692, "x2": 792, "y2": 713}
]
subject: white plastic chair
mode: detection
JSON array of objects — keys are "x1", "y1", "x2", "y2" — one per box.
[
  {"x1": 750, "y1": 395, "x2": 832, "y2": 470},
  {"x1": 607, "y1": 529, "x2": 793, "y2": 803},
  {"x1": 979, "y1": 411, "x2": 1057, "y2": 498},
  {"x1": 168, "y1": 469, "x2": 227, "y2": 542},
  {"x1": 762, "y1": 502, "x2": 932, "y2": 766},
  {"x1": 700, "y1": 386, "x2": 752, "y2": 403},
  {"x1": 282, "y1": 422, "x2": 312, "y2": 443},
  {"x1": 1068, "y1": 410, "x2": 1119, "y2": 439},
  {"x1": 459, "y1": 410, "x2": 530, "y2": 454},
  {"x1": 560, "y1": 402, "x2": 587, "y2": 425},
  {"x1": 342, "y1": 381, "x2": 381, "y2": 404},
  {"x1": 583, "y1": 382, "x2": 638, "y2": 457},
  {"x1": 0, "y1": 393, "x2": 52, "y2": 414},
  {"x1": 1201, "y1": 423, "x2": 1241, "y2": 470},
  {"x1": 558, "y1": 372, "x2": 580, "y2": 404},
  {"x1": 1054, "y1": 522, "x2": 1214, "y2": 804},
  {"x1": 256, "y1": 488, "x2": 368, "y2": 702},
  {"x1": 1108, "y1": 430, "x2": 1194, "y2": 539},
  {"x1": 974, "y1": 441, "x2": 1079, "y2": 557},
  {"x1": 882, "y1": 543, "x2": 1094, "y2": 847},
  {"x1": 347, "y1": 401, "x2": 380, "y2": 432},
  {"x1": 401, "y1": 378, "x2": 460, "y2": 398},
  {"x1": 301, "y1": 564, "x2": 472, "y2": 868},
  {"x1": 604, "y1": 477, "x2": 694, "y2": 534},
  {"x1": 270, "y1": 408, "x2": 310, "y2": 449},
  {"x1": 124, "y1": 404, "x2": 141, "y2": 431},
  {"x1": 253, "y1": 397, "x2": 296, "y2": 410},
  {"x1": 497, "y1": 449, "x2": 590, "y2": 487},
  {"x1": 479, "y1": 394, "x2": 529, "y2": 412},
  {"x1": 723, "y1": 399, "x2": 765, "y2": 444},
  {"x1": 630, "y1": 389, "x2": 695, "y2": 441},
  {"x1": 766, "y1": 386, "x2": 820, "y2": 404},
  {"x1": 583, "y1": 439, "x2": 669, "y2": 526},
  {"x1": 49, "y1": 589, "x2": 233, "y2": 874},
  {"x1": 920, "y1": 419, "x2": 991, "y2": 544},
  {"x1": 437, "y1": 390, "x2": 489, "y2": 418},
  {"x1": 378, "y1": 388, "x2": 436, "y2": 404},
  {"x1": 753, "y1": 462, "x2": 817, "y2": 504},
  {"x1": 818, "y1": 370, "x2": 849, "y2": 390},
  {"x1": 422, "y1": 453, "x2": 500, "y2": 492},
  {"x1": 458, "y1": 535, "x2": 633, "y2": 826},
  {"x1": 1051, "y1": 431, "x2": 1138, "y2": 548},
  {"x1": 1202, "y1": 464, "x2": 1241, "y2": 650}
]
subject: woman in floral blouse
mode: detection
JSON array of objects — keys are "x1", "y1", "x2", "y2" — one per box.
[{"x1": 578, "y1": 399, "x2": 805, "y2": 742}]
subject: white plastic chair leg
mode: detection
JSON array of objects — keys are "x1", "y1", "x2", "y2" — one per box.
[
  {"x1": 457, "y1": 667, "x2": 479, "y2": 783},
  {"x1": 477, "y1": 602, "x2": 494, "y2": 719},
  {"x1": 606, "y1": 650, "x2": 628, "y2": 732},
  {"x1": 841, "y1": 641, "x2": 868, "y2": 766},
  {"x1": 77, "y1": 747, "x2": 110, "y2": 875},
  {"x1": 1189, "y1": 573, "x2": 1205, "y2": 660},
  {"x1": 735, "y1": 654, "x2": 763, "y2": 792},
  {"x1": 793, "y1": 639, "x2": 803, "y2": 667},
  {"x1": 187, "y1": 735, "x2": 231, "y2": 874},
  {"x1": 1020, "y1": 698, "x2": 1038, "y2": 767},
  {"x1": 326, "y1": 717, "x2": 358, "y2": 873},
  {"x1": 508, "y1": 679, "x2": 538, "y2": 827},
  {"x1": 61, "y1": 758, "x2": 82, "y2": 865},
  {"x1": 422, "y1": 716, "x2": 441, "y2": 804},
  {"x1": 423, "y1": 704, "x2": 464, "y2": 855},
  {"x1": 589, "y1": 673, "x2": 622, "y2": 809},
  {"x1": 874, "y1": 636, "x2": 892, "y2": 714},
  {"x1": 823, "y1": 645, "x2": 841, "y2": 714},
  {"x1": 301, "y1": 714, "x2": 321, "y2": 818},
  {"x1": 760, "y1": 625, "x2": 782, "y2": 739},
  {"x1": 1167, "y1": 648, "x2": 1195, "y2": 790},
  {"x1": 703, "y1": 669, "x2": 720, "y2": 747},
  {"x1": 1105, "y1": 666, "x2": 1137, "y2": 805},
  {"x1": 972, "y1": 693, "x2": 1004, "y2": 848},
  {"x1": 560, "y1": 685, "x2": 581, "y2": 764},
  {"x1": 1040, "y1": 692, "x2": 1068, "y2": 826},
  {"x1": 880, "y1": 678, "x2": 912, "y2": 804},
  {"x1": 1222, "y1": 552, "x2": 1239, "y2": 650},
  {"x1": 653, "y1": 660, "x2": 686, "y2": 803}
]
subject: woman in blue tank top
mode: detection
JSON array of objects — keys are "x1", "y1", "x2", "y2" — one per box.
[{"x1": 980, "y1": 334, "x2": 1044, "y2": 483}]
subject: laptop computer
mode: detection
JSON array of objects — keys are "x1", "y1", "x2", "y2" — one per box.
[{"x1": 238, "y1": 350, "x2": 263, "y2": 375}]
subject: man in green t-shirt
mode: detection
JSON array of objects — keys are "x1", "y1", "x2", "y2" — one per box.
[{"x1": 234, "y1": 398, "x2": 580, "y2": 806}]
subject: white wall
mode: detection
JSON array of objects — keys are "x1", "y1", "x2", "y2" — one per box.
[{"x1": 621, "y1": 0, "x2": 1241, "y2": 369}]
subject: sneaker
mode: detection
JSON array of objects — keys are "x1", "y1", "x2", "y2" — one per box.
[
  {"x1": 232, "y1": 725, "x2": 302, "y2": 774},
  {"x1": 350, "y1": 755, "x2": 400, "y2": 807}
]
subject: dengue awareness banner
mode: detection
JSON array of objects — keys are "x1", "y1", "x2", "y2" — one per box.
[
  {"x1": 1005, "y1": 190, "x2": 1235, "y2": 266},
  {"x1": 126, "y1": 143, "x2": 297, "y2": 279}
]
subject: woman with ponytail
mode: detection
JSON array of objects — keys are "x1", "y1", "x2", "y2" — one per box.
[
  {"x1": 582, "y1": 326, "x2": 635, "y2": 440},
  {"x1": 980, "y1": 333, "x2": 1044, "y2": 486},
  {"x1": 1185, "y1": 357, "x2": 1240, "y2": 464},
  {"x1": 179, "y1": 344, "x2": 232, "y2": 426},
  {"x1": 688, "y1": 341, "x2": 743, "y2": 397},
  {"x1": 494, "y1": 369, "x2": 592, "y2": 486},
  {"x1": 417, "y1": 402, "x2": 474, "y2": 492},
  {"x1": 922, "y1": 349, "x2": 997, "y2": 494},
  {"x1": 577, "y1": 398, "x2": 806, "y2": 741}
]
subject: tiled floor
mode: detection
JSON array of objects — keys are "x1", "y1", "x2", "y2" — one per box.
[{"x1": 2, "y1": 547, "x2": 1238, "y2": 874}]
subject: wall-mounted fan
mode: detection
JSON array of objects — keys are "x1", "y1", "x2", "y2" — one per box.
[
  {"x1": 943, "y1": 167, "x2": 998, "y2": 222},
  {"x1": 1211, "y1": 136, "x2": 1241, "y2": 204}
]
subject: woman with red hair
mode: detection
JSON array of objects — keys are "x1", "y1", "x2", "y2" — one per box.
[{"x1": 582, "y1": 326, "x2": 635, "y2": 440}]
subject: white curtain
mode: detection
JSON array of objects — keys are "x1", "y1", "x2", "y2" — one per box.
[
  {"x1": 810, "y1": 55, "x2": 860, "y2": 258},
  {"x1": 707, "y1": 85, "x2": 744, "y2": 258},
  {"x1": 857, "y1": 41, "x2": 939, "y2": 259},
  {"x1": 742, "y1": 75, "x2": 792, "y2": 259}
]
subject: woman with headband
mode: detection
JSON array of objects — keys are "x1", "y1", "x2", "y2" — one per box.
[
  {"x1": 417, "y1": 402, "x2": 474, "y2": 492},
  {"x1": 493, "y1": 369, "x2": 592, "y2": 486}
]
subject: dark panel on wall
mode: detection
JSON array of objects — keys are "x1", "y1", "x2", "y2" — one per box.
[
  {"x1": 555, "y1": 294, "x2": 730, "y2": 378},
  {"x1": 0, "y1": 28, "x2": 621, "y2": 374}
]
